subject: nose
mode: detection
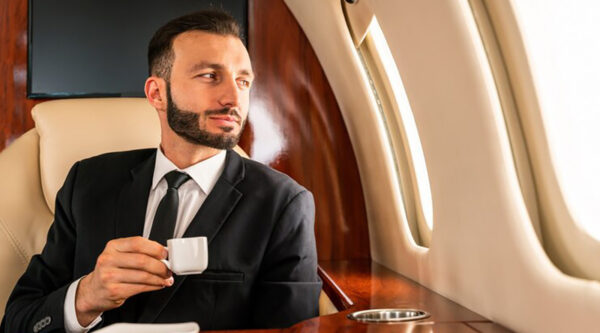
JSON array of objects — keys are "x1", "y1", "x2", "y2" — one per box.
[{"x1": 217, "y1": 77, "x2": 241, "y2": 108}]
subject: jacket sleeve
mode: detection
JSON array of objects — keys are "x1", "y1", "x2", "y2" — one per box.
[
  {"x1": 3, "y1": 162, "x2": 81, "y2": 333},
  {"x1": 251, "y1": 189, "x2": 322, "y2": 328}
]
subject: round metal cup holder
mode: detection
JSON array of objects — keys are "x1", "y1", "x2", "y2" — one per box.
[{"x1": 347, "y1": 308, "x2": 430, "y2": 323}]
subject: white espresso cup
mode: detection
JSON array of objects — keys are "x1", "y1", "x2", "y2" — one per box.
[{"x1": 161, "y1": 236, "x2": 208, "y2": 275}]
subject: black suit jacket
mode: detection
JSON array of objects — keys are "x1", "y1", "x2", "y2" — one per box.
[{"x1": 2, "y1": 149, "x2": 321, "y2": 332}]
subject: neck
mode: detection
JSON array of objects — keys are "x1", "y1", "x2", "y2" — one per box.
[{"x1": 160, "y1": 135, "x2": 222, "y2": 169}]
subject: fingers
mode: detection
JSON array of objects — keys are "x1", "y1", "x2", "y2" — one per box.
[
  {"x1": 112, "y1": 283, "x2": 168, "y2": 300},
  {"x1": 107, "y1": 236, "x2": 167, "y2": 260},
  {"x1": 100, "y1": 268, "x2": 173, "y2": 287},
  {"x1": 100, "y1": 252, "x2": 171, "y2": 278},
  {"x1": 101, "y1": 281, "x2": 168, "y2": 304},
  {"x1": 75, "y1": 271, "x2": 169, "y2": 318},
  {"x1": 78, "y1": 237, "x2": 175, "y2": 316}
]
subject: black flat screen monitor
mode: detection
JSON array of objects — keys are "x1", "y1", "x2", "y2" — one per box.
[{"x1": 28, "y1": 0, "x2": 247, "y2": 98}]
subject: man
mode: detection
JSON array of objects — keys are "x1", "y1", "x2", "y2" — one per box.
[{"x1": 2, "y1": 10, "x2": 321, "y2": 332}]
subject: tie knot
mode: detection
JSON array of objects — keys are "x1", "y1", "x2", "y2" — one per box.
[{"x1": 164, "y1": 171, "x2": 190, "y2": 190}]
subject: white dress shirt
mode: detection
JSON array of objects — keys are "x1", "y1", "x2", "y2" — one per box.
[{"x1": 64, "y1": 148, "x2": 227, "y2": 332}]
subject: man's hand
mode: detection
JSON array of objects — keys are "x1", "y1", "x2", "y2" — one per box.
[{"x1": 75, "y1": 236, "x2": 173, "y2": 326}]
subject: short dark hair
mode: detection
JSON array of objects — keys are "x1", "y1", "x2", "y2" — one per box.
[{"x1": 148, "y1": 10, "x2": 242, "y2": 79}]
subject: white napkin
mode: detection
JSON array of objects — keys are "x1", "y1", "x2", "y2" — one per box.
[{"x1": 95, "y1": 322, "x2": 199, "y2": 333}]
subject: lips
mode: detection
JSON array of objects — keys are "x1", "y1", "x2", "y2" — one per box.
[{"x1": 209, "y1": 115, "x2": 240, "y2": 126}]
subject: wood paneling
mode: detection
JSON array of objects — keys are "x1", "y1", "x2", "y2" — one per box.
[
  {"x1": 0, "y1": 0, "x2": 46, "y2": 150},
  {"x1": 245, "y1": 0, "x2": 370, "y2": 260}
]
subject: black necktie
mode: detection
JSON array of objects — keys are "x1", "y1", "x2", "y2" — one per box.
[{"x1": 149, "y1": 171, "x2": 191, "y2": 246}]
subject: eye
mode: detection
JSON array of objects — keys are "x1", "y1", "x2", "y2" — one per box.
[
  {"x1": 196, "y1": 73, "x2": 217, "y2": 80},
  {"x1": 238, "y1": 79, "x2": 251, "y2": 88}
]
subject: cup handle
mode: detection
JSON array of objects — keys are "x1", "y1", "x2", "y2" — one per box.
[{"x1": 161, "y1": 259, "x2": 171, "y2": 271}]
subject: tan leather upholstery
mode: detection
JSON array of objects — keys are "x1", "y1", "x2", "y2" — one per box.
[
  {"x1": 318, "y1": 291, "x2": 338, "y2": 316},
  {"x1": 0, "y1": 129, "x2": 53, "y2": 316},
  {"x1": 0, "y1": 98, "x2": 335, "y2": 317},
  {"x1": 33, "y1": 98, "x2": 161, "y2": 213}
]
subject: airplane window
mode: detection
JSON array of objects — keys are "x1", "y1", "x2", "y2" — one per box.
[
  {"x1": 512, "y1": 1, "x2": 600, "y2": 241},
  {"x1": 358, "y1": 19, "x2": 434, "y2": 246}
]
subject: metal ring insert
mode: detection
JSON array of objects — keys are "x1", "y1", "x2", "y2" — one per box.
[{"x1": 347, "y1": 308, "x2": 430, "y2": 323}]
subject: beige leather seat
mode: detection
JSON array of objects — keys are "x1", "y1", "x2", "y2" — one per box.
[
  {"x1": 0, "y1": 98, "x2": 163, "y2": 316},
  {"x1": 0, "y1": 98, "x2": 336, "y2": 318}
]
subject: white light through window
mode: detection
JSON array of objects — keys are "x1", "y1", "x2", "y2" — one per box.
[
  {"x1": 513, "y1": 1, "x2": 600, "y2": 240},
  {"x1": 369, "y1": 19, "x2": 434, "y2": 231}
]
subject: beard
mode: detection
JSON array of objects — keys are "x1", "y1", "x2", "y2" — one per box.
[{"x1": 166, "y1": 82, "x2": 246, "y2": 150}]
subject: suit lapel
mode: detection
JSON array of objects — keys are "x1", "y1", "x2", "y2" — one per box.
[
  {"x1": 114, "y1": 151, "x2": 156, "y2": 239},
  {"x1": 138, "y1": 150, "x2": 245, "y2": 323}
]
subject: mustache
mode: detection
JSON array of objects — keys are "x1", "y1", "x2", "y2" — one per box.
[{"x1": 204, "y1": 107, "x2": 242, "y2": 120}]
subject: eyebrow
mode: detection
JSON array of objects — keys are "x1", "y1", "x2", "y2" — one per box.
[{"x1": 188, "y1": 62, "x2": 254, "y2": 78}]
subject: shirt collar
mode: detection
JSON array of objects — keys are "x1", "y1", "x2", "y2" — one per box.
[{"x1": 152, "y1": 148, "x2": 227, "y2": 194}]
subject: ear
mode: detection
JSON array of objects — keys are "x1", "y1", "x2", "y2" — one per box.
[{"x1": 145, "y1": 76, "x2": 167, "y2": 111}]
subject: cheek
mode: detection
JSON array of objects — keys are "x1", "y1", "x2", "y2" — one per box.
[{"x1": 174, "y1": 83, "x2": 213, "y2": 110}]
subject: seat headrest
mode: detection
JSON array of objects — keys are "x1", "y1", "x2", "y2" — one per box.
[{"x1": 32, "y1": 98, "x2": 160, "y2": 213}]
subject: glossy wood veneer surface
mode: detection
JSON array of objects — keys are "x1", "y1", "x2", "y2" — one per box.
[
  {"x1": 246, "y1": 0, "x2": 370, "y2": 260},
  {"x1": 466, "y1": 322, "x2": 514, "y2": 333},
  {"x1": 211, "y1": 323, "x2": 486, "y2": 333},
  {"x1": 0, "y1": 0, "x2": 47, "y2": 151},
  {"x1": 317, "y1": 260, "x2": 494, "y2": 323},
  {"x1": 205, "y1": 260, "x2": 513, "y2": 333}
]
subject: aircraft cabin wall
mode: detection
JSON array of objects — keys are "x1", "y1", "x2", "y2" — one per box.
[{"x1": 285, "y1": 0, "x2": 600, "y2": 332}]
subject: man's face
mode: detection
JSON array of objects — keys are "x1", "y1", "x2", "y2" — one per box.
[{"x1": 165, "y1": 30, "x2": 253, "y2": 149}]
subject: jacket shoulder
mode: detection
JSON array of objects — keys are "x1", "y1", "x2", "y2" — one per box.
[
  {"x1": 239, "y1": 156, "x2": 307, "y2": 196},
  {"x1": 78, "y1": 148, "x2": 155, "y2": 170},
  {"x1": 72, "y1": 148, "x2": 155, "y2": 188}
]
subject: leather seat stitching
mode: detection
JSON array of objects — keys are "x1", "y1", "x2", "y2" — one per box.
[{"x1": 0, "y1": 217, "x2": 29, "y2": 264}]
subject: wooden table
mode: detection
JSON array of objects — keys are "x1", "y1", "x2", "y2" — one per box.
[{"x1": 209, "y1": 260, "x2": 512, "y2": 332}]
